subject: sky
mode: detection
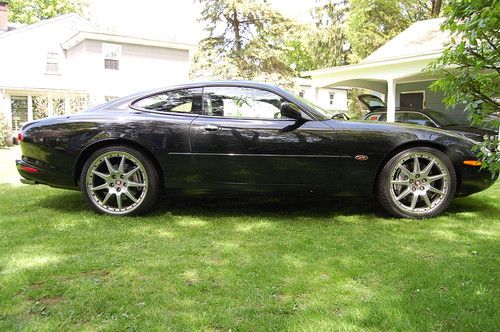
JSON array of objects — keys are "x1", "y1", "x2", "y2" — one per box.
[{"x1": 88, "y1": 0, "x2": 315, "y2": 44}]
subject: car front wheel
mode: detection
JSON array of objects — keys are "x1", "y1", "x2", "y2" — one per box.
[
  {"x1": 80, "y1": 145, "x2": 159, "y2": 215},
  {"x1": 377, "y1": 147, "x2": 457, "y2": 218}
]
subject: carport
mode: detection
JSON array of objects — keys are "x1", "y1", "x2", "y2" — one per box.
[{"x1": 301, "y1": 18, "x2": 461, "y2": 122}]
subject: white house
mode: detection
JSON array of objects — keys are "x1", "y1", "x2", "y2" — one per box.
[
  {"x1": 302, "y1": 18, "x2": 469, "y2": 123},
  {"x1": 0, "y1": 3, "x2": 194, "y2": 131},
  {"x1": 295, "y1": 78, "x2": 348, "y2": 112}
]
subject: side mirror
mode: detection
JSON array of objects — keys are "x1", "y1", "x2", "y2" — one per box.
[
  {"x1": 332, "y1": 112, "x2": 350, "y2": 121},
  {"x1": 280, "y1": 102, "x2": 303, "y2": 121}
]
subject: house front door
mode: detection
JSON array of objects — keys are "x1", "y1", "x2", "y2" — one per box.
[{"x1": 400, "y1": 92, "x2": 424, "y2": 109}]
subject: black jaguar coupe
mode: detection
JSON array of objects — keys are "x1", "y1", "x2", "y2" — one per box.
[{"x1": 16, "y1": 81, "x2": 497, "y2": 218}]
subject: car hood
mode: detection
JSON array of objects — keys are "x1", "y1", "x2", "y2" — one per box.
[
  {"x1": 440, "y1": 125, "x2": 497, "y2": 141},
  {"x1": 325, "y1": 119, "x2": 480, "y2": 144}
]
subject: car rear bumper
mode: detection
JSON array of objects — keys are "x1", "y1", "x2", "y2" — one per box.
[{"x1": 16, "y1": 159, "x2": 78, "y2": 190}]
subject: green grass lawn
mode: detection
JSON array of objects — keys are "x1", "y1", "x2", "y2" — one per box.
[{"x1": 0, "y1": 147, "x2": 499, "y2": 331}]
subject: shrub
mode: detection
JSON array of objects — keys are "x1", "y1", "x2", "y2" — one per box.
[{"x1": 0, "y1": 113, "x2": 13, "y2": 148}]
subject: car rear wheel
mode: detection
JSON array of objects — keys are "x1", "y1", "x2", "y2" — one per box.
[
  {"x1": 80, "y1": 146, "x2": 159, "y2": 215},
  {"x1": 377, "y1": 147, "x2": 456, "y2": 218}
]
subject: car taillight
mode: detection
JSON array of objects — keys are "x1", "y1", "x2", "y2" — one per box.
[{"x1": 17, "y1": 131, "x2": 23, "y2": 142}]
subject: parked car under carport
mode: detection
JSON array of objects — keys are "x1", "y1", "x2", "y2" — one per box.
[{"x1": 359, "y1": 94, "x2": 497, "y2": 142}]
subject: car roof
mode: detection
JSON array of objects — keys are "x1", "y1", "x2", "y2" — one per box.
[
  {"x1": 142, "y1": 80, "x2": 285, "y2": 95},
  {"x1": 85, "y1": 80, "x2": 290, "y2": 112}
]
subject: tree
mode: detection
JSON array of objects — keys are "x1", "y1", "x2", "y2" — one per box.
[
  {"x1": 309, "y1": 0, "x2": 350, "y2": 68},
  {"x1": 192, "y1": 0, "x2": 296, "y2": 84},
  {"x1": 281, "y1": 1, "x2": 350, "y2": 77},
  {"x1": 7, "y1": 0, "x2": 85, "y2": 24},
  {"x1": 429, "y1": 0, "x2": 499, "y2": 172},
  {"x1": 281, "y1": 36, "x2": 316, "y2": 76}
]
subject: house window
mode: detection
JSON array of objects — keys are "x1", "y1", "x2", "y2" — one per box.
[
  {"x1": 329, "y1": 92, "x2": 335, "y2": 105},
  {"x1": 102, "y1": 43, "x2": 121, "y2": 70},
  {"x1": 299, "y1": 90, "x2": 305, "y2": 98},
  {"x1": 46, "y1": 51, "x2": 60, "y2": 73}
]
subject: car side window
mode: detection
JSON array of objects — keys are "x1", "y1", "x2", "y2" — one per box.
[
  {"x1": 395, "y1": 113, "x2": 405, "y2": 123},
  {"x1": 406, "y1": 113, "x2": 436, "y2": 127},
  {"x1": 203, "y1": 86, "x2": 288, "y2": 119},
  {"x1": 132, "y1": 88, "x2": 202, "y2": 114}
]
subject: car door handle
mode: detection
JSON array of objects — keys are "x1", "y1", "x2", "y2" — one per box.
[{"x1": 204, "y1": 124, "x2": 220, "y2": 131}]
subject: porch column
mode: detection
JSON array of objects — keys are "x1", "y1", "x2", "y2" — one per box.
[
  {"x1": 386, "y1": 79, "x2": 396, "y2": 123},
  {"x1": 0, "y1": 90, "x2": 6, "y2": 123},
  {"x1": 312, "y1": 86, "x2": 320, "y2": 105},
  {"x1": 1, "y1": 91, "x2": 12, "y2": 129},
  {"x1": 27, "y1": 95, "x2": 33, "y2": 122}
]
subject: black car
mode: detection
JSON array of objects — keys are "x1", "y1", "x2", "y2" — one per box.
[
  {"x1": 16, "y1": 81, "x2": 497, "y2": 218},
  {"x1": 359, "y1": 94, "x2": 497, "y2": 142}
]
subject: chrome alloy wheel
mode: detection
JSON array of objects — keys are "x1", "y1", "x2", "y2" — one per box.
[
  {"x1": 85, "y1": 151, "x2": 148, "y2": 214},
  {"x1": 388, "y1": 151, "x2": 450, "y2": 215}
]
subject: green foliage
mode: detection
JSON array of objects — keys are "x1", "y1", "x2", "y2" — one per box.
[
  {"x1": 192, "y1": 0, "x2": 296, "y2": 85},
  {"x1": 281, "y1": 0, "x2": 351, "y2": 76},
  {"x1": 309, "y1": 0, "x2": 350, "y2": 68},
  {"x1": 0, "y1": 113, "x2": 12, "y2": 148},
  {"x1": 346, "y1": 89, "x2": 365, "y2": 119},
  {"x1": 474, "y1": 136, "x2": 500, "y2": 174},
  {"x1": 346, "y1": 0, "x2": 407, "y2": 62},
  {"x1": 282, "y1": 37, "x2": 315, "y2": 76},
  {"x1": 429, "y1": 0, "x2": 499, "y2": 171},
  {"x1": 7, "y1": 0, "x2": 86, "y2": 24}
]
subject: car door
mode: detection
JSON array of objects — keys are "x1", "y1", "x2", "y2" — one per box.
[
  {"x1": 188, "y1": 85, "x2": 340, "y2": 190},
  {"x1": 130, "y1": 88, "x2": 203, "y2": 188}
]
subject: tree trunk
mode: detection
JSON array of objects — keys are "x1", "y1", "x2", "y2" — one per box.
[
  {"x1": 233, "y1": 10, "x2": 241, "y2": 53},
  {"x1": 431, "y1": 0, "x2": 442, "y2": 17},
  {"x1": 232, "y1": 9, "x2": 243, "y2": 76}
]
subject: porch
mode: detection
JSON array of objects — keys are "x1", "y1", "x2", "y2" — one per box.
[{"x1": 0, "y1": 88, "x2": 88, "y2": 132}]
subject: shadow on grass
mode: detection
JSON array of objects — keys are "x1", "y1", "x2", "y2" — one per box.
[
  {"x1": 31, "y1": 185, "x2": 381, "y2": 218},
  {"x1": 32, "y1": 185, "x2": 498, "y2": 220}
]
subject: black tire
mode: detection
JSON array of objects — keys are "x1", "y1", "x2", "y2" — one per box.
[
  {"x1": 377, "y1": 147, "x2": 457, "y2": 219},
  {"x1": 79, "y1": 145, "x2": 160, "y2": 216}
]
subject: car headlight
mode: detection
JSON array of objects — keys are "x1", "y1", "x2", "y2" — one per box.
[{"x1": 480, "y1": 145, "x2": 493, "y2": 157}]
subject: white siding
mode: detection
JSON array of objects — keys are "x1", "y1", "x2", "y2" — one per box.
[
  {"x1": 0, "y1": 14, "x2": 191, "y2": 126},
  {"x1": 64, "y1": 39, "x2": 190, "y2": 102},
  {"x1": 299, "y1": 86, "x2": 348, "y2": 111},
  {"x1": 0, "y1": 15, "x2": 95, "y2": 91}
]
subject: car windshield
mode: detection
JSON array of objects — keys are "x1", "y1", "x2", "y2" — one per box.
[
  {"x1": 289, "y1": 92, "x2": 334, "y2": 120},
  {"x1": 427, "y1": 110, "x2": 462, "y2": 126}
]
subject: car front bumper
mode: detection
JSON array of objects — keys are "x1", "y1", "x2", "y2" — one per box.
[{"x1": 457, "y1": 164, "x2": 498, "y2": 197}]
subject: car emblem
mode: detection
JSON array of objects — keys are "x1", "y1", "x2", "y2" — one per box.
[{"x1": 355, "y1": 155, "x2": 369, "y2": 161}]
